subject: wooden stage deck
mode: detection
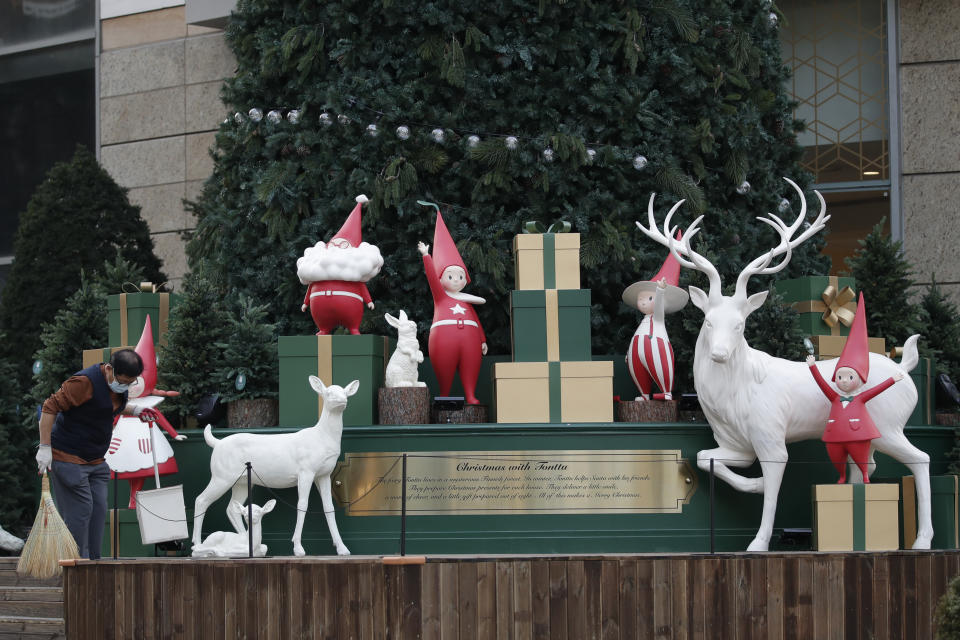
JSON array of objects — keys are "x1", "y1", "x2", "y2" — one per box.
[{"x1": 63, "y1": 550, "x2": 960, "y2": 639}]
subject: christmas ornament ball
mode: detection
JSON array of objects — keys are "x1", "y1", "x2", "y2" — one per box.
[
  {"x1": 247, "y1": 108, "x2": 263, "y2": 122},
  {"x1": 431, "y1": 128, "x2": 445, "y2": 143},
  {"x1": 543, "y1": 148, "x2": 554, "y2": 162},
  {"x1": 737, "y1": 180, "x2": 752, "y2": 194},
  {"x1": 319, "y1": 112, "x2": 333, "y2": 126},
  {"x1": 633, "y1": 155, "x2": 649, "y2": 170},
  {"x1": 396, "y1": 125, "x2": 410, "y2": 140},
  {"x1": 586, "y1": 148, "x2": 596, "y2": 162},
  {"x1": 366, "y1": 124, "x2": 379, "y2": 137},
  {"x1": 467, "y1": 135, "x2": 481, "y2": 147},
  {"x1": 505, "y1": 136, "x2": 519, "y2": 149},
  {"x1": 338, "y1": 114, "x2": 351, "y2": 125},
  {"x1": 286, "y1": 109, "x2": 300, "y2": 124},
  {"x1": 266, "y1": 110, "x2": 282, "y2": 123},
  {"x1": 233, "y1": 112, "x2": 244, "y2": 124},
  {"x1": 769, "y1": 12, "x2": 778, "y2": 27},
  {"x1": 778, "y1": 197, "x2": 791, "y2": 213}
]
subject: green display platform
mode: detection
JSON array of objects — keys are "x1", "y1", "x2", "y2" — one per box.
[{"x1": 103, "y1": 423, "x2": 955, "y2": 558}]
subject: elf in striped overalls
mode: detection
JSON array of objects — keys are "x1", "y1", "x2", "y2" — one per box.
[{"x1": 623, "y1": 239, "x2": 689, "y2": 401}]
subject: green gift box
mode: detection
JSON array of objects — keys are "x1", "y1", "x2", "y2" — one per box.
[
  {"x1": 108, "y1": 291, "x2": 179, "y2": 347},
  {"x1": 902, "y1": 475, "x2": 958, "y2": 549},
  {"x1": 775, "y1": 276, "x2": 857, "y2": 337},
  {"x1": 510, "y1": 289, "x2": 591, "y2": 362},
  {"x1": 907, "y1": 356, "x2": 935, "y2": 426},
  {"x1": 278, "y1": 335, "x2": 392, "y2": 427}
]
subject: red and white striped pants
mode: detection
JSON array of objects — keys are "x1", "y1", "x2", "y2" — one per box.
[{"x1": 627, "y1": 333, "x2": 675, "y2": 398}]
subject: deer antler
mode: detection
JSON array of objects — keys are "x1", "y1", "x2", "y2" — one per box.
[
  {"x1": 635, "y1": 193, "x2": 723, "y2": 299},
  {"x1": 733, "y1": 177, "x2": 830, "y2": 299}
]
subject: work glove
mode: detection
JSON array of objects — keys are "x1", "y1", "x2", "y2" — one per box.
[{"x1": 36, "y1": 444, "x2": 52, "y2": 475}]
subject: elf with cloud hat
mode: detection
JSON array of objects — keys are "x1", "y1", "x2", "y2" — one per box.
[
  {"x1": 297, "y1": 195, "x2": 383, "y2": 335},
  {"x1": 623, "y1": 233, "x2": 689, "y2": 401}
]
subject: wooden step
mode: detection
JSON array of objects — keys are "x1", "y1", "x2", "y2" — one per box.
[
  {"x1": 0, "y1": 560, "x2": 61, "y2": 589},
  {"x1": 0, "y1": 587, "x2": 63, "y2": 618},
  {"x1": 0, "y1": 615, "x2": 65, "y2": 640}
]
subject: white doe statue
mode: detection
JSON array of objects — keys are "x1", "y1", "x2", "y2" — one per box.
[
  {"x1": 384, "y1": 310, "x2": 427, "y2": 388},
  {"x1": 192, "y1": 376, "x2": 357, "y2": 556},
  {"x1": 636, "y1": 177, "x2": 931, "y2": 552},
  {"x1": 191, "y1": 499, "x2": 276, "y2": 558}
]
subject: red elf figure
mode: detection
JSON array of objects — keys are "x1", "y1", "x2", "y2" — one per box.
[
  {"x1": 297, "y1": 194, "x2": 384, "y2": 335},
  {"x1": 622, "y1": 232, "x2": 689, "y2": 401},
  {"x1": 104, "y1": 317, "x2": 186, "y2": 508},
  {"x1": 417, "y1": 204, "x2": 487, "y2": 405},
  {"x1": 806, "y1": 292, "x2": 904, "y2": 483}
]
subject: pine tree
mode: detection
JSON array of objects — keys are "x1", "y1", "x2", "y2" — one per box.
[
  {"x1": 921, "y1": 277, "x2": 960, "y2": 410},
  {"x1": 186, "y1": 0, "x2": 828, "y2": 372},
  {"x1": 157, "y1": 265, "x2": 231, "y2": 420},
  {"x1": 0, "y1": 353, "x2": 30, "y2": 527},
  {"x1": 214, "y1": 296, "x2": 278, "y2": 403},
  {"x1": 0, "y1": 145, "x2": 164, "y2": 387},
  {"x1": 844, "y1": 219, "x2": 923, "y2": 349}
]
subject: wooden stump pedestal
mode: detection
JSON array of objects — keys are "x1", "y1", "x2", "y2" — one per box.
[
  {"x1": 616, "y1": 399, "x2": 679, "y2": 423},
  {"x1": 378, "y1": 387, "x2": 430, "y2": 425},
  {"x1": 432, "y1": 404, "x2": 488, "y2": 424}
]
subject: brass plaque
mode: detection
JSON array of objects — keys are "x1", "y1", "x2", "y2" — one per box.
[{"x1": 332, "y1": 450, "x2": 697, "y2": 516}]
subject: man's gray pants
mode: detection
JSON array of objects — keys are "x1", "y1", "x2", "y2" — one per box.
[{"x1": 50, "y1": 460, "x2": 110, "y2": 560}]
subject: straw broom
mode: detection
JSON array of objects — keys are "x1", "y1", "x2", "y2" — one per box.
[{"x1": 16, "y1": 473, "x2": 80, "y2": 578}]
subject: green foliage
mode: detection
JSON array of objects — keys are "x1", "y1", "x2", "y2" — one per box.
[
  {"x1": 157, "y1": 266, "x2": 231, "y2": 420},
  {"x1": 0, "y1": 354, "x2": 30, "y2": 527},
  {"x1": 27, "y1": 275, "x2": 109, "y2": 408},
  {"x1": 186, "y1": 0, "x2": 826, "y2": 385},
  {"x1": 922, "y1": 277, "x2": 960, "y2": 408},
  {"x1": 936, "y1": 574, "x2": 960, "y2": 640},
  {"x1": 91, "y1": 255, "x2": 148, "y2": 294},
  {"x1": 214, "y1": 296, "x2": 278, "y2": 403},
  {"x1": 744, "y1": 287, "x2": 807, "y2": 361},
  {"x1": 0, "y1": 146, "x2": 164, "y2": 387},
  {"x1": 844, "y1": 219, "x2": 923, "y2": 349}
]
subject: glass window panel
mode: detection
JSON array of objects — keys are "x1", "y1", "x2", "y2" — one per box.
[
  {"x1": 780, "y1": 0, "x2": 889, "y2": 183},
  {"x1": 0, "y1": 0, "x2": 95, "y2": 55},
  {"x1": 822, "y1": 190, "x2": 890, "y2": 275}
]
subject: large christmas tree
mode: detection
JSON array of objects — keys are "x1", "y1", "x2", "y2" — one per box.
[{"x1": 188, "y1": 0, "x2": 828, "y2": 365}]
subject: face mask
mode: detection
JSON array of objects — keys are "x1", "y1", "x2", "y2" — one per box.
[
  {"x1": 106, "y1": 366, "x2": 129, "y2": 393},
  {"x1": 108, "y1": 379, "x2": 129, "y2": 394}
]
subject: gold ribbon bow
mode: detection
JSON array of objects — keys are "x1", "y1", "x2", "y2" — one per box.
[{"x1": 818, "y1": 284, "x2": 857, "y2": 329}]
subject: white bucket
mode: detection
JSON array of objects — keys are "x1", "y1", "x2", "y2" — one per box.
[{"x1": 135, "y1": 485, "x2": 188, "y2": 544}]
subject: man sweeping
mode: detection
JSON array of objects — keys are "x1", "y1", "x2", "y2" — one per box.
[{"x1": 36, "y1": 349, "x2": 149, "y2": 559}]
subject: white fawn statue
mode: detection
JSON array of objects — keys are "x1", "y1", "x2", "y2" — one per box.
[
  {"x1": 192, "y1": 376, "x2": 356, "y2": 556},
  {"x1": 635, "y1": 177, "x2": 931, "y2": 551}
]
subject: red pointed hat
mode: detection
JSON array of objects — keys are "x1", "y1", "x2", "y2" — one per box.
[
  {"x1": 134, "y1": 316, "x2": 158, "y2": 396},
  {"x1": 432, "y1": 210, "x2": 469, "y2": 282},
  {"x1": 330, "y1": 194, "x2": 369, "y2": 246},
  {"x1": 621, "y1": 230, "x2": 689, "y2": 314},
  {"x1": 834, "y1": 292, "x2": 870, "y2": 382}
]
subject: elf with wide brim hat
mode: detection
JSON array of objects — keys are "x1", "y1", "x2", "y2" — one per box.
[
  {"x1": 624, "y1": 233, "x2": 690, "y2": 402},
  {"x1": 806, "y1": 292, "x2": 904, "y2": 483},
  {"x1": 297, "y1": 194, "x2": 384, "y2": 335},
  {"x1": 417, "y1": 202, "x2": 487, "y2": 405},
  {"x1": 104, "y1": 316, "x2": 186, "y2": 508}
]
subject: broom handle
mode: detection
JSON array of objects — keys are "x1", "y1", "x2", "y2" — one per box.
[{"x1": 148, "y1": 421, "x2": 161, "y2": 488}]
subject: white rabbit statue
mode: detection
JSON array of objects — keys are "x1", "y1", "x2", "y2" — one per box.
[{"x1": 384, "y1": 310, "x2": 427, "y2": 388}]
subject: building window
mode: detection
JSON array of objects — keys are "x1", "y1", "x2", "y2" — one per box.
[{"x1": 780, "y1": 0, "x2": 893, "y2": 273}]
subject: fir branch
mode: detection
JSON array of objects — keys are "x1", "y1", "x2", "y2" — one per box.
[
  {"x1": 650, "y1": 0, "x2": 699, "y2": 43},
  {"x1": 655, "y1": 167, "x2": 706, "y2": 214},
  {"x1": 723, "y1": 151, "x2": 747, "y2": 185}
]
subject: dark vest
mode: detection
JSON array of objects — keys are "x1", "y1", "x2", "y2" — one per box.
[{"x1": 51, "y1": 364, "x2": 127, "y2": 461}]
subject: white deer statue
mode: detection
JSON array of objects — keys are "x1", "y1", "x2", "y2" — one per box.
[
  {"x1": 191, "y1": 499, "x2": 276, "y2": 558},
  {"x1": 192, "y1": 376, "x2": 356, "y2": 556},
  {"x1": 636, "y1": 177, "x2": 931, "y2": 552}
]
